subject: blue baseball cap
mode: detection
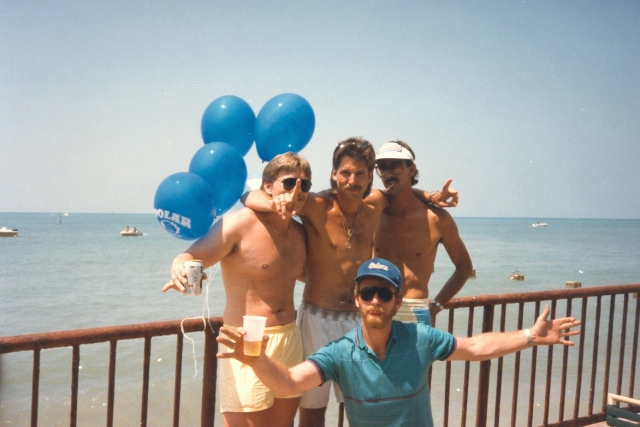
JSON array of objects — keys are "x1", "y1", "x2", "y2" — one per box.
[{"x1": 355, "y1": 258, "x2": 403, "y2": 290}]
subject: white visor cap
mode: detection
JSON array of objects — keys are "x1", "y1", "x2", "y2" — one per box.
[{"x1": 376, "y1": 142, "x2": 414, "y2": 161}]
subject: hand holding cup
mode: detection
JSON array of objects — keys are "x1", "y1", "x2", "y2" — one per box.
[{"x1": 216, "y1": 321, "x2": 269, "y2": 365}]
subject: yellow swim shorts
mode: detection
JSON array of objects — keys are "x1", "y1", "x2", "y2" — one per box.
[{"x1": 219, "y1": 321, "x2": 303, "y2": 413}]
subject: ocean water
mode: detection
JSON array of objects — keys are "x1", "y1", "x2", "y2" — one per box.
[{"x1": 1, "y1": 213, "x2": 639, "y2": 425}]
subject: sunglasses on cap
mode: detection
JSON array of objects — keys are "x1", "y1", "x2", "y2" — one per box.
[
  {"x1": 333, "y1": 140, "x2": 373, "y2": 153},
  {"x1": 359, "y1": 286, "x2": 396, "y2": 302},
  {"x1": 274, "y1": 178, "x2": 312, "y2": 192}
]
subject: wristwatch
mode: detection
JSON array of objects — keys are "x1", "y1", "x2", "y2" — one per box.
[{"x1": 430, "y1": 300, "x2": 444, "y2": 310}]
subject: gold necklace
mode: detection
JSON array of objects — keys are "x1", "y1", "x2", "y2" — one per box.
[{"x1": 339, "y1": 204, "x2": 362, "y2": 249}]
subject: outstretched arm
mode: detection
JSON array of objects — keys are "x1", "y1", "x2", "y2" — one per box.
[
  {"x1": 448, "y1": 305, "x2": 581, "y2": 361},
  {"x1": 413, "y1": 178, "x2": 459, "y2": 208},
  {"x1": 217, "y1": 326, "x2": 322, "y2": 396}
]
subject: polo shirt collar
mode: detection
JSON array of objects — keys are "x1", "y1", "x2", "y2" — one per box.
[{"x1": 355, "y1": 322, "x2": 400, "y2": 353}]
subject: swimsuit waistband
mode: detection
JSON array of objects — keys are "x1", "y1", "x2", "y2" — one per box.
[
  {"x1": 223, "y1": 321, "x2": 297, "y2": 334},
  {"x1": 299, "y1": 300, "x2": 360, "y2": 322}
]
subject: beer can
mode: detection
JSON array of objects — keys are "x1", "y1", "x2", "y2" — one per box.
[{"x1": 184, "y1": 260, "x2": 203, "y2": 296}]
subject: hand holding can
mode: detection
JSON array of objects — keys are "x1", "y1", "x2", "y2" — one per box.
[{"x1": 184, "y1": 260, "x2": 203, "y2": 296}]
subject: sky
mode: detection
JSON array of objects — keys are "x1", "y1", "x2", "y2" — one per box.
[{"x1": 2, "y1": 1, "x2": 639, "y2": 219}]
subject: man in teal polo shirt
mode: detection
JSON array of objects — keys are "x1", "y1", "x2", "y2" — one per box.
[{"x1": 217, "y1": 258, "x2": 582, "y2": 427}]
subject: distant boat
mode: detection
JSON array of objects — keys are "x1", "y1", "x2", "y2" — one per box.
[
  {"x1": 0, "y1": 227, "x2": 18, "y2": 237},
  {"x1": 63, "y1": 212, "x2": 69, "y2": 217},
  {"x1": 532, "y1": 222, "x2": 548, "y2": 227},
  {"x1": 510, "y1": 270, "x2": 525, "y2": 280},
  {"x1": 120, "y1": 228, "x2": 142, "y2": 237}
]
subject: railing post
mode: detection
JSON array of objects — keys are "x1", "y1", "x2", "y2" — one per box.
[
  {"x1": 201, "y1": 321, "x2": 218, "y2": 427},
  {"x1": 141, "y1": 337, "x2": 152, "y2": 427},
  {"x1": 31, "y1": 348, "x2": 40, "y2": 427},
  {"x1": 476, "y1": 304, "x2": 494, "y2": 427},
  {"x1": 107, "y1": 340, "x2": 117, "y2": 427},
  {"x1": 71, "y1": 345, "x2": 80, "y2": 427},
  {"x1": 173, "y1": 334, "x2": 183, "y2": 427}
]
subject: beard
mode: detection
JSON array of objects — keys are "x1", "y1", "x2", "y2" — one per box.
[
  {"x1": 362, "y1": 313, "x2": 386, "y2": 329},
  {"x1": 360, "y1": 306, "x2": 394, "y2": 329}
]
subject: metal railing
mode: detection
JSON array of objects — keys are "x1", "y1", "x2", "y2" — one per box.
[
  {"x1": 435, "y1": 283, "x2": 640, "y2": 427},
  {"x1": 1, "y1": 283, "x2": 638, "y2": 427},
  {"x1": 0, "y1": 318, "x2": 221, "y2": 427}
]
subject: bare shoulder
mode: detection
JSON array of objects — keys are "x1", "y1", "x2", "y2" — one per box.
[
  {"x1": 300, "y1": 189, "x2": 335, "y2": 219},
  {"x1": 426, "y1": 205, "x2": 464, "y2": 242},
  {"x1": 364, "y1": 188, "x2": 389, "y2": 211},
  {"x1": 216, "y1": 207, "x2": 261, "y2": 234},
  {"x1": 426, "y1": 204, "x2": 456, "y2": 226},
  {"x1": 183, "y1": 208, "x2": 257, "y2": 264},
  {"x1": 310, "y1": 190, "x2": 336, "y2": 209}
]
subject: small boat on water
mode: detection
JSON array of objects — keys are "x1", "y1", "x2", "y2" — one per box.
[
  {"x1": 532, "y1": 222, "x2": 548, "y2": 227},
  {"x1": 510, "y1": 270, "x2": 525, "y2": 280},
  {"x1": 121, "y1": 227, "x2": 142, "y2": 236},
  {"x1": 0, "y1": 227, "x2": 18, "y2": 237}
]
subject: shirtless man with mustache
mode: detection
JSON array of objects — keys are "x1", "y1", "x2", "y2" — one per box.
[{"x1": 373, "y1": 141, "x2": 473, "y2": 325}]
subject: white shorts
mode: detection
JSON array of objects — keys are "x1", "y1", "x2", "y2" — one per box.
[
  {"x1": 296, "y1": 301, "x2": 360, "y2": 408},
  {"x1": 394, "y1": 298, "x2": 432, "y2": 325}
]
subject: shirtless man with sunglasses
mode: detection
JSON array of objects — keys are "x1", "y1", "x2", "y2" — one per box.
[
  {"x1": 374, "y1": 141, "x2": 473, "y2": 326},
  {"x1": 163, "y1": 152, "x2": 311, "y2": 427},
  {"x1": 243, "y1": 137, "x2": 458, "y2": 427}
]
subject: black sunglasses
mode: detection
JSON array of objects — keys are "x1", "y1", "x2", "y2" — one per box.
[
  {"x1": 375, "y1": 160, "x2": 410, "y2": 176},
  {"x1": 359, "y1": 286, "x2": 396, "y2": 302},
  {"x1": 275, "y1": 178, "x2": 312, "y2": 192},
  {"x1": 333, "y1": 140, "x2": 373, "y2": 153}
]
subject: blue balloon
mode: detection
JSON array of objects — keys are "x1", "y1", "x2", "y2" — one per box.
[
  {"x1": 213, "y1": 182, "x2": 252, "y2": 223},
  {"x1": 255, "y1": 93, "x2": 315, "y2": 161},
  {"x1": 201, "y1": 95, "x2": 256, "y2": 156},
  {"x1": 189, "y1": 142, "x2": 248, "y2": 216},
  {"x1": 154, "y1": 172, "x2": 216, "y2": 240}
]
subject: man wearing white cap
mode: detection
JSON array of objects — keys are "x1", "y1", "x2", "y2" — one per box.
[
  {"x1": 217, "y1": 257, "x2": 581, "y2": 427},
  {"x1": 374, "y1": 141, "x2": 473, "y2": 325}
]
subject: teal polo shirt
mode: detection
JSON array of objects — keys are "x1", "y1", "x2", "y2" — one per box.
[{"x1": 307, "y1": 320, "x2": 455, "y2": 427}]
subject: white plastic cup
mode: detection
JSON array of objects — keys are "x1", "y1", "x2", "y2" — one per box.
[
  {"x1": 184, "y1": 260, "x2": 203, "y2": 296},
  {"x1": 242, "y1": 316, "x2": 267, "y2": 356}
]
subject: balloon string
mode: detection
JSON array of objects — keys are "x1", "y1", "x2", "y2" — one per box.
[
  {"x1": 203, "y1": 264, "x2": 219, "y2": 333},
  {"x1": 180, "y1": 316, "x2": 205, "y2": 378},
  {"x1": 180, "y1": 263, "x2": 220, "y2": 378}
]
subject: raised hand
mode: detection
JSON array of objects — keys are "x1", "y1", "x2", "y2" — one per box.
[
  {"x1": 531, "y1": 305, "x2": 581, "y2": 346},
  {"x1": 273, "y1": 178, "x2": 303, "y2": 219},
  {"x1": 432, "y1": 178, "x2": 459, "y2": 207}
]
